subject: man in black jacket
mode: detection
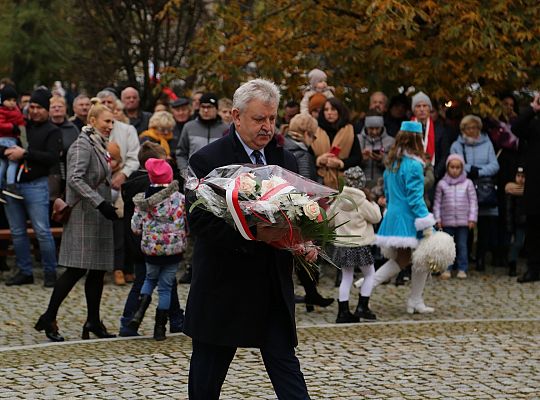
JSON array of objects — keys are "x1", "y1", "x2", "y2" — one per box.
[
  {"x1": 511, "y1": 93, "x2": 540, "y2": 283},
  {"x1": 184, "y1": 79, "x2": 310, "y2": 399},
  {"x1": 4, "y1": 88, "x2": 62, "y2": 287}
]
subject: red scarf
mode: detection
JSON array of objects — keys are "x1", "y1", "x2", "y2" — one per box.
[{"x1": 411, "y1": 116, "x2": 435, "y2": 163}]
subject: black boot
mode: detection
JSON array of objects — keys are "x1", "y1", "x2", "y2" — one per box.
[
  {"x1": 336, "y1": 301, "x2": 359, "y2": 323},
  {"x1": 297, "y1": 266, "x2": 334, "y2": 312},
  {"x1": 476, "y1": 256, "x2": 485, "y2": 272},
  {"x1": 154, "y1": 309, "x2": 168, "y2": 341},
  {"x1": 128, "y1": 294, "x2": 152, "y2": 330},
  {"x1": 82, "y1": 320, "x2": 116, "y2": 340},
  {"x1": 34, "y1": 315, "x2": 65, "y2": 342},
  {"x1": 517, "y1": 267, "x2": 540, "y2": 283},
  {"x1": 508, "y1": 261, "x2": 517, "y2": 277},
  {"x1": 354, "y1": 296, "x2": 377, "y2": 321},
  {"x1": 178, "y1": 265, "x2": 192, "y2": 284}
]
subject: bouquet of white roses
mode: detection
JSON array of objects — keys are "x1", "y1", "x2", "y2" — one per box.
[{"x1": 186, "y1": 164, "x2": 349, "y2": 276}]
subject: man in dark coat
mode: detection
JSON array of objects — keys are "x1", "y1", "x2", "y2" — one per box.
[
  {"x1": 184, "y1": 79, "x2": 310, "y2": 399},
  {"x1": 511, "y1": 94, "x2": 540, "y2": 283}
]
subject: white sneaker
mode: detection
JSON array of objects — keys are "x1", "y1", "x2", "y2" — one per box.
[
  {"x1": 406, "y1": 299, "x2": 435, "y2": 314},
  {"x1": 457, "y1": 271, "x2": 467, "y2": 279},
  {"x1": 440, "y1": 271, "x2": 451, "y2": 280}
]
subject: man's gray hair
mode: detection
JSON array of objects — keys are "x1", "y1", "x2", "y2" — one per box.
[
  {"x1": 233, "y1": 79, "x2": 280, "y2": 112},
  {"x1": 96, "y1": 90, "x2": 118, "y2": 101}
]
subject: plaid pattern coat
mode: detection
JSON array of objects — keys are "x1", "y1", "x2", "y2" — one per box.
[{"x1": 58, "y1": 132, "x2": 114, "y2": 271}]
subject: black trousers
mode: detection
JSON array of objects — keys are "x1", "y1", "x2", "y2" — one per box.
[
  {"x1": 188, "y1": 310, "x2": 309, "y2": 400},
  {"x1": 526, "y1": 214, "x2": 540, "y2": 273}
]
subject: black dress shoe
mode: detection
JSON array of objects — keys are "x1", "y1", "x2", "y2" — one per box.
[
  {"x1": 517, "y1": 270, "x2": 540, "y2": 283},
  {"x1": 43, "y1": 272, "x2": 57, "y2": 288},
  {"x1": 304, "y1": 293, "x2": 334, "y2": 312},
  {"x1": 82, "y1": 320, "x2": 116, "y2": 340},
  {"x1": 5, "y1": 272, "x2": 34, "y2": 286},
  {"x1": 34, "y1": 315, "x2": 65, "y2": 342}
]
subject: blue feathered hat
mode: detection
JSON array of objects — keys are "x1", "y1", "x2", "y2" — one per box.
[{"x1": 400, "y1": 121, "x2": 423, "y2": 134}]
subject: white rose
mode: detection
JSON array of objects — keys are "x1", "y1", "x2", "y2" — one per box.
[
  {"x1": 302, "y1": 201, "x2": 320, "y2": 220},
  {"x1": 238, "y1": 175, "x2": 257, "y2": 195}
]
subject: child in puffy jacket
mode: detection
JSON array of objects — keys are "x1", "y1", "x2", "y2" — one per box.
[
  {"x1": 433, "y1": 154, "x2": 478, "y2": 279},
  {"x1": 329, "y1": 166, "x2": 382, "y2": 323},
  {"x1": 130, "y1": 158, "x2": 186, "y2": 340}
]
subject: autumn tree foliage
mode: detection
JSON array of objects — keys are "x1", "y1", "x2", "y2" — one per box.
[{"x1": 189, "y1": 0, "x2": 540, "y2": 114}]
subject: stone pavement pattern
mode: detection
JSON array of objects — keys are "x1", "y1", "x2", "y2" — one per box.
[{"x1": 1, "y1": 265, "x2": 539, "y2": 398}]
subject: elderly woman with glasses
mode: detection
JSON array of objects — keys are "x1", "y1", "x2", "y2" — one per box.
[{"x1": 450, "y1": 115, "x2": 499, "y2": 272}]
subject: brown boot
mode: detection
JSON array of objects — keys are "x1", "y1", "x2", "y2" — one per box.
[{"x1": 114, "y1": 270, "x2": 126, "y2": 286}]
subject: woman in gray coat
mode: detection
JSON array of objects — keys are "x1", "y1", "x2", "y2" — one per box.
[{"x1": 35, "y1": 100, "x2": 119, "y2": 342}]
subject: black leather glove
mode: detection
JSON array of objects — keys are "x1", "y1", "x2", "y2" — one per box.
[
  {"x1": 12, "y1": 124, "x2": 20, "y2": 135},
  {"x1": 467, "y1": 166, "x2": 480, "y2": 180},
  {"x1": 97, "y1": 201, "x2": 118, "y2": 221}
]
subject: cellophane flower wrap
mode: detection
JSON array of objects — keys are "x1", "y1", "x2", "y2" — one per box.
[{"x1": 186, "y1": 164, "x2": 346, "y2": 276}]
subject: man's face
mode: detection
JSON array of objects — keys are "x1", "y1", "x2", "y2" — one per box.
[
  {"x1": 413, "y1": 102, "x2": 431, "y2": 122},
  {"x1": 192, "y1": 93, "x2": 203, "y2": 111},
  {"x1": 101, "y1": 96, "x2": 116, "y2": 112},
  {"x1": 218, "y1": 107, "x2": 232, "y2": 124},
  {"x1": 369, "y1": 93, "x2": 387, "y2": 113},
  {"x1": 121, "y1": 89, "x2": 140, "y2": 111},
  {"x1": 172, "y1": 104, "x2": 191, "y2": 123},
  {"x1": 49, "y1": 102, "x2": 67, "y2": 120},
  {"x1": 73, "y1": 97, "x2": 91, "y2": 119},
  {"x1": 29, "y1": 103, "x2": 49, "y2": 123},
  {"x1": 199, "y1": 103, "x2": 217, "y2": 120},
  {"x1": 18, "y1": 95, "x2": 30, "y2": 110},
  {"x1": 233, "y1": 99, "x2": 277, "y2": 150},
  {"x1": 367, "y1": 127, "x2": 383, "y2": 138},
  {"x1": 284, "y1": 105, "x2": 299, "y2": 123}
]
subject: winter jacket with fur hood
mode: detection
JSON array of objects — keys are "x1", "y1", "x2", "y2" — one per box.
[
  {"x1": 131, "y1": 180, "x2": 186, "y2": 264},
  {"x1": 329, "y1": 185, "x2": 382, "y2": 247}
]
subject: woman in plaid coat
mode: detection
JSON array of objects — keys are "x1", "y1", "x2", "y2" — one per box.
[{"x1": 35, "y1": 99, "x2": 119, "y2": 342}]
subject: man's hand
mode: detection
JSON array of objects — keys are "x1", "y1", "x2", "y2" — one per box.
[
  {"x1": 530, "y1": 93, "x2": 540, "y2": 113},
  {"x1": 362, "y1": 149, "x2": 371, "y2": 161},
  {"x1": 111, "y1": 172, "x2": 127, "y2": 190},
  {"x1": 468, "y1": 221, "x2": 476, "y2": 229},
  {"x1": 370, "y1": 151, "x2": 383, "y2": 161},
  {"x1": 5, "y1": 146, "x2": 25, "y2": 161}
]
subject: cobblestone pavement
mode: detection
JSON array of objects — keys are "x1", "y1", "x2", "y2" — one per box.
[{"x1": 1, "y1": 263, "x2": 539, "y2": 398}]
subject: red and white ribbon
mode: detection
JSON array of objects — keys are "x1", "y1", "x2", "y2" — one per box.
[{"x1": 226, "y1": 178, "x2": 295, "y2": 241}]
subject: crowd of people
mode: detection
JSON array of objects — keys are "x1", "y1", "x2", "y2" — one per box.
[
  {"x1": 1, "y1": 70, "x2": 538, "y2": 398},
  {"x1": 0, "y1": 70, "x2": 538, "y2": 335}
]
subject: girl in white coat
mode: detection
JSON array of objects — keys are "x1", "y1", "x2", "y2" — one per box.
[{"x1": 329, "y1": 166, "x2": 382, "y2": 323}]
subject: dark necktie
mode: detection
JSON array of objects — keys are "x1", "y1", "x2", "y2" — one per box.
[{"x1": 252, "y1": 150, "x2": 265, "y2": 165}]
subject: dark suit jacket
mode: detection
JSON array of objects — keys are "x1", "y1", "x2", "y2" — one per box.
[
  {"x1": 434, "y1": 120, "x2": 450, "y2": 181},
  {"x1": 183, "y1": 126, "x2": 299, "y2": 348},
  {"x1": 512, "y1": 106, "x2": 539, "y2": 215}
]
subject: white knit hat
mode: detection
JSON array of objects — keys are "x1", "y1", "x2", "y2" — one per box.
[
  {"x1": 411, "y1": 91, "x2": 432, "y2": 110},
  {"x1": 308, "y1": 69, "x2": 327, "y2": 88}
]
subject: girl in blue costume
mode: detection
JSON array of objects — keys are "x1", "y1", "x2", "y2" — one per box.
[{"x1": 369, "y1": 121, "x2": 436, "y2": 314}]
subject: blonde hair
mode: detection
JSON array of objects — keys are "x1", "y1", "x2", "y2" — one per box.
[
  {"x1": 460, "y1": 114, "x2": 482, "y2": 133},
  {"x1": 385, "y1": 130, "x2": 424, "y2": 171},
  {"x1": 288, "y1": 113, "x2": 318, "y2": 137},
  {"x1": 88, "y1": 97, "x2": 113, "y2": 120},
  {"x1": 50, "y1": 95, "x2": 66, "y2": 107},
  {"x1": 149, "y1": 111, "x2": 175, "y2": 131},
  {"x1": 218, "y1": 98, "x2": 233, "y2": 110}
]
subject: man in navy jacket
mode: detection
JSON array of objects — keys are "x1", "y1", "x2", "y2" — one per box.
[{"x1": 184, "y1": 79, "x2": 310, "y2": 399}]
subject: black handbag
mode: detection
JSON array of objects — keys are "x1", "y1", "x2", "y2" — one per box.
[
  {"x1": 474, "y1": 176, "x2": 498, "y2": 207},
  {"x1": 461, "y1": 144, "x2": 498, "y2": 207}
]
